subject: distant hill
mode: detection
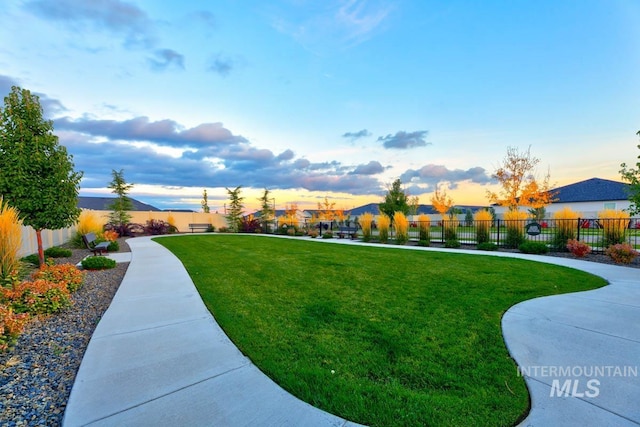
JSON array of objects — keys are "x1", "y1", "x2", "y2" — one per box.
[{"x1": 77, "y1": 196, "x2": 161, "y2": 211}]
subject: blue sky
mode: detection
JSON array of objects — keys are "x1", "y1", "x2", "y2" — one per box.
[{"x1": 1, "y1": 0, "x2": 639, "y2": 212}]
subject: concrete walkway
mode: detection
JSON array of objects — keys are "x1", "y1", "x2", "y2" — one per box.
[{"x1": 63, "y1": 235, "x2": 640, "y2": 426}]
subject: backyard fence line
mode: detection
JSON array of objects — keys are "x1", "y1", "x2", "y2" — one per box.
[{"x1": 268, "y1": 217, "x2": 640, "y2": 253}]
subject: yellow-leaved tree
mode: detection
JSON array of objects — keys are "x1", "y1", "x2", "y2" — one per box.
[
  {"x1": 487, "y1": 146, "x2": 555, "y2": 213},
  {"x1": 431, "y1": 184, "x2": 457, "y2": 241}
]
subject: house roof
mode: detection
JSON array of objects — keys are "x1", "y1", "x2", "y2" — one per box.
[
  {"x1": 78, "y1": 196, "x2": 161, "y2": 211},
  {"x1": 552, "y1": 178, "x2": 630, "y2": 203}
]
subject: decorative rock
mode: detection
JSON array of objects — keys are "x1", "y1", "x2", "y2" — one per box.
[{"x1": 0, "y1": 240, "x2": 129, "y2": 427}]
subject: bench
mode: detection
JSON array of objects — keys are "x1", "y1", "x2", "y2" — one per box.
[
  {"x1": 188, "y1": 223, "x2": 211, "y2": 233},
  {"x1": 336, "y1": 226, "x2": 359, "y2": 239},
  {"x1": 82, "y1": 232, "x2": 110, "y2": 256}
]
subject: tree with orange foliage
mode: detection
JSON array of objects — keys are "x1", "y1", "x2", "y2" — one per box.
[
  {"x1": 317, "y1": 196, "x2": 336, "y2": 221},
  {"x1": 430, "y1": 184, "x2": 454, "y2": 216},
  {"x1": 487, "y1": 146, "x2": 555, "y2": 212}
]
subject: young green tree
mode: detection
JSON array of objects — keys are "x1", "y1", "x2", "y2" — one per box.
[
  {"x1": 379, "y1": 178, "x2": 410, "y2": 220},
  {"x1": 257, "y1": 189, "x2": 274, "y2": 231},
  {"x1": 107, "y1": 169, "x2": 133, "y2": 232},
  {"x1": 408, "y1": 196, "x2": 420, "y2": 216},
  {"x1": 620, "y1": 132, "x2": 640, "y2": 215},
  {"x1": 225, "y1": 186, "x2": 244, "y2": 232},
  {"x1": 201, "y1": 189, "x2": 210, "y2": 213},
  {"x1": 464, "y1": 208, "x2": 473, "y2": 226},
  {"x1": 0, "y1": 86, "x2": 82, "y2": 266}
]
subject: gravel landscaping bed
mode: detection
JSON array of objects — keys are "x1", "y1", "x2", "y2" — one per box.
[{"x1": 0, "y1": 238, "x2": 130, "y2": 427}]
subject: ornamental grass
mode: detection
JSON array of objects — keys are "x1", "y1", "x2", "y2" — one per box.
[
  {"x1": 77, "y1": 210, "x2": 103, "y2": 235},
  {"x1": 377, "y1": 214, "x2": 390, "y2": 243},
  {"x1": 552, "y1": 207, "x2": 580, "y2": 250},
  {"x1": 393, "y1": 212, "x2": 409, "y2": 244},
  {"x1": 474, "y1": 210, "x2": 493, "y2": 244},
  {"x1": 598, "y1": 209, "x2": 629, "y2": 247},
  {"x1": 503, "y1": 210, "x2": 528, "y2": 248},
  {"x1": 418, "y1": 214, "x2": 430, "y2": 242},
  {"x1": 360, "y1": 213, "x2": 374, "y2": 242},
  {"x1": 0, "y1": 198, "x2": 22, "y2": 287}
]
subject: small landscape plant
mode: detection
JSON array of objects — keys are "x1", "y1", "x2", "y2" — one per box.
[
  {"x1": 417, "y1": 239, "x2": 430, "y2": 247},
  {"x1": 360, "y1": 213, "x2": 374, "y2": 242},
  {"x1": 518, "y1": 241, "x2": 549, "y2": 255},
  {"x1": 72, "y1": 210, "x2": 104, "y2": 248},
  {"x1": 474, "y1": 210, "x2": 493, "y2": 244},
  {"x1": 21, "y1": 254, "x2": 44, "y2": 267},
  {"x1": 0, "y1": 304, "x2": 29, "y2": 352},
  {"x1": 32, "y1": 263, "x2": 85, "y2": 293},
  {"x1": 44, "y1": 246, "x2": 72, "y2": 258},
  {"x1": 107, "y1": 240, "x2": 120, "y2": 252},
  {"x1": 377, "y1": 214, "x2": 390, "y2": 243},
  {"x1": 566, "y1": 239, "x2": 591, "y2": 258},
  {"x1": 552, "y1": 207, "x2": 579, "y2": 250},
  {"x1": 307, "y1": 230, "x2": 319, "y2": 238},
  {"x1": 444, "y1": 239, "x2": 461, "y2": 248},
  {"x1": 0, "y1": 279, "x2": 71, "y2": 315},
  {"x1": 103, "y1": 230, "x2": 119, "y2": 242},
  {"x1": 477, "y1": 242, "x2": 498, "y2": 251},
  {"x1": 0, "y1": 197, "x2": 22, "y2": 285},
  {"x1": 504, "y1": 210, "x2": 527, "y2": 248},
  {"x1": 240, "y1": 216, "x2": 262, "y2": 233},
  {"x1": 443, "y1": 218, "x2": 459, "y2": 241},
  {"x1": 598, "y1": 209, "x2": 629, "y2": 247},
  {"x1": 393, "y1": 212, "x2": 409, "y2": 245},
  {"x1": 417, "y1": 214, "x2": 430, "y2": 244},
  {"x1": 322, "y1": 232, "x2": 333, "y2": 239},
  {"x1": 605, "y1": 243, "x2": 639, "y2": 265},
  {"x1": 81, "y1": 256, "x2": 116, "y2": 270},
  {"x1": 145, "y1": 219, "x2": 174, "y2": 235}
]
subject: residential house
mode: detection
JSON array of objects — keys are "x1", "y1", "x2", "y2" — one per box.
[{"x1": 493, "y1": 178, "x2": 632, "y2": 218}]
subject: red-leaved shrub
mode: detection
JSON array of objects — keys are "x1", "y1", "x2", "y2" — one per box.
[
  {"x1": 566, "y1": 239, "x2": 591, "y2": 258},
  {"x1": 605, "y1": 243, "x2": 639, "y2": 265}
]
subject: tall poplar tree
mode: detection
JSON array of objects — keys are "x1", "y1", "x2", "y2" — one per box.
[{"x1": 0, "y1": 86, "x2": 82, "y2": 266}]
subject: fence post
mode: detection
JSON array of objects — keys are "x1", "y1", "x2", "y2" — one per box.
[
  {"x1": 496, "y1": 219, "x2": 501, "y2": 247},
  {"x1": 577, "y1": 218, "x2": 581, "y2": 242}
]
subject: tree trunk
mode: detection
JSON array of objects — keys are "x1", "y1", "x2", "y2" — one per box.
[{"x1": 36, "y1": 229, "x2": 44, "y2": 267}]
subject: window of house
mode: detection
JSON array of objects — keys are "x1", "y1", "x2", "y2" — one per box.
[{"x1": 603, "y1": 202, "x2": 616, "y2": 210}]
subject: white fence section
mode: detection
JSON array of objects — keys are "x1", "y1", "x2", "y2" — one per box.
[{"x1": 19, "y1": 225, "x2": 77, "y2": 257}]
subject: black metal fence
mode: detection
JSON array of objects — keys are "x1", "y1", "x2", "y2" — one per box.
[{"x1": 266, "y1": 218, "x2": 640, "y2": 253}]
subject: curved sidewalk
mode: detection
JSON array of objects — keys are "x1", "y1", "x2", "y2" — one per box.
[{"x1": 63, "y1": 235, "x2": 640, "y2": 426}]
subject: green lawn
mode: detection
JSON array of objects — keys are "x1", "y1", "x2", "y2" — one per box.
[{"x1": 157, "y1": 235, "x2": 606, "y2": 427}]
